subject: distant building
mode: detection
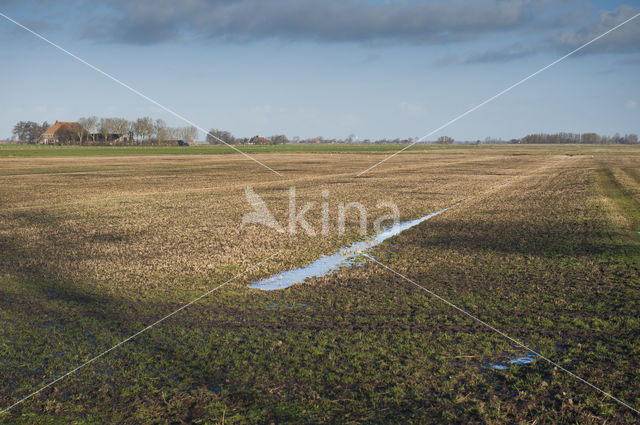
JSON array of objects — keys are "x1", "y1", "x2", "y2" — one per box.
[
  {"x1": 249, "y1": 136, "x2": 269, "y2": 145},
  {"x1": 40, "y1": 121, "x2": 85, "y2": 144}
]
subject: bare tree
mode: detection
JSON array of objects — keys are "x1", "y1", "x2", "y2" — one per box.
[
  {"x1": 155, "y1": 119, "x2": 168, "y2": 144},
  {"x1": 134, "y1": 117, "x2": 154, "y2": 143},
  {"x1": 625, "y1": 134, "x2": 638, "y2": 144},
  {"x1": 436, "y1": 136, "x2": 454, "y2": 145},
  {"x1": 581, "y1": 133, "x2": 600, "y2": 144},
  {"x1": 127, "y1": 119, "x2": 135, "y2": 142},
  {"x1": 100, "y1": 118, "x2": 115, "y2": 143},
  {"x1": 72, "y1": 123, "x2": 87, "y2": 144},
  {"x1": 111, "y1": 118, "x2": 130, "y2": 143},
  {"x1": 180, "y1": 126, "x2": 198, "y2": 143},
  {"x1": 269, "y1": 134, "x2": 288, "y2": 145},
  {"x1": 207, "y1": 128, "x2": 234, "y2": 144},
  {"x1": 78, "y1": 116, "x2": 98, "y2": 142}
]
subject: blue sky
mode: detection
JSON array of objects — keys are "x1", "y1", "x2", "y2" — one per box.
[{"x1": 1, "y1": 0, "x2": 639, "y2": 141}]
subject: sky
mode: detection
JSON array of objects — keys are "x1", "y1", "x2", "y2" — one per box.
[{"x1": 0, "y1": 0, "x2": 639, "y2": 141}]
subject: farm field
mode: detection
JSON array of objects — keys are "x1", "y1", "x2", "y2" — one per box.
[{"x1": 1, "y1": 145, "x2": 639, "y2": 424}]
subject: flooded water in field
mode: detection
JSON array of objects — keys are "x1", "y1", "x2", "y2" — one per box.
[
  {"x1": 490, "y1": 353, "x2": 538, "y2": 370},
  {"x1": 250, "y1": 208, "x2": 448, "y2": 291}
]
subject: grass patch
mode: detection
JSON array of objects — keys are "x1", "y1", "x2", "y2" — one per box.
[
  {"x1": 0, "y1": 143, "x2": 460, "y2": 157},
  {"x1": 2, "y1": 143, "x2": 640, "y2": 157}
]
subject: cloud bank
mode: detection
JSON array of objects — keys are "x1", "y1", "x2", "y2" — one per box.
[
  {"x1": 3, "y1": 1, "x2": 640, "y2": 61},
  {"x1": 81, "y1": 0, "x2": 536, "y2": 45}
]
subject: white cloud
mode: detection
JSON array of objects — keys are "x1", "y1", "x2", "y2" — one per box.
[{"x1": 625, "y1": 99, "x2": 637, "y2": 110}]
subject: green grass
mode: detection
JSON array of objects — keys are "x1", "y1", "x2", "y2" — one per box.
[
  {"x1": 3, "y1": 143, "x2": 640, "y2": 157},
  {"x1": 0, "y1": 143, "x2": 460, "y2": 157}
]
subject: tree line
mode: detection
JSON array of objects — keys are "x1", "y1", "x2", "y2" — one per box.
[
  {"x1": 206, "y1": 129, "x2": 290, "y2": 145},
  {"x1": 10, "y1": 118, "x2": 639, "y2": 146},
  {"x1": 205, "y1": 130, "x2": 455, "y2": 145},
  {"x1": 10, "y1": 119, "x2": 439, "y2": 145},
  {"x1": 516, "y1": 132, "x2": 638, "y2": 145},
  {"x1": 12, "y1": 117, "x2": 198, "y2": 145}
]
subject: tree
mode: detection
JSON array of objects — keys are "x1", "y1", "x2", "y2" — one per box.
[
  {"x1": 72, "y1": 123, "x2": 87, "y2": 144},
  {"x1": 436, "y1": 136, "x2": 454, "y2": 145},
  {"x1": 134, "y1": 117, "x2": 154, "y2": 143},
  {"x1": 12, "y1": 121, "x2": 48, "y2": 143},
  {"x1": 34, "y1": 121, "x2": 49, "y2": 142},
  {"x1": 100, "y1": 118, "x2": 115, "y2": 143},
  {"x1": 78, "y1": 116, "x2": 98, "y2": 142},
  {"x1": 179, "y1": 126, "x2": 198, "y2": 143},
  {"x1": 581, "y1": 133, "x2": 600, "y2": 144},
  {"x1": 207, "y1": 128, "x2": 234, "y2": 145},
  {"x1": 127, "y1": 119, "x2": 135, "y2": 142},
  {"x1": 112, "y1": 118, "x2": 130, "y2": 143},
  {"x1": 269, "y1": 134, "x2": 288, "y2": 145},
  {"x1": 624, "y1": 134, "x2": 638, "y2": 144},
  {"x1": 155, "y1": 119, "x2": 168, "y2": 144},
  {"x1": 12, "y1": 121, "x2": 28, "y2": 142}
]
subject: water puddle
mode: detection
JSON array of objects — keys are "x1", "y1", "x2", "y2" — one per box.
[
  {"x1": 251, "y1": 208, "x2": 448, "y2": 290},
  {"x1": 490, "y1": 353, "x2": 538, "y2": 370}
]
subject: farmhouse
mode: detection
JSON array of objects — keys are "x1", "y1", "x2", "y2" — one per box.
[
  {"x1": 40, "y1": 121, "x2": 85, "y2": 144},
  {"x1": 249, "y1": 136, "x2": 269, "y2": 145},
  {"x1": 39, "y1": 121, "x2": 134, "y2": 145}
]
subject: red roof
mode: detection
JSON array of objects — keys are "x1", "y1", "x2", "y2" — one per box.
[{"x1": 42, "y1": 121, "x2": 83, "y2": 136}]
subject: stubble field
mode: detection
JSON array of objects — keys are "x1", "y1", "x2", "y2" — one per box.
[{"x1": 1, "y1": 145, "x2": 639, "y2": 424}]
